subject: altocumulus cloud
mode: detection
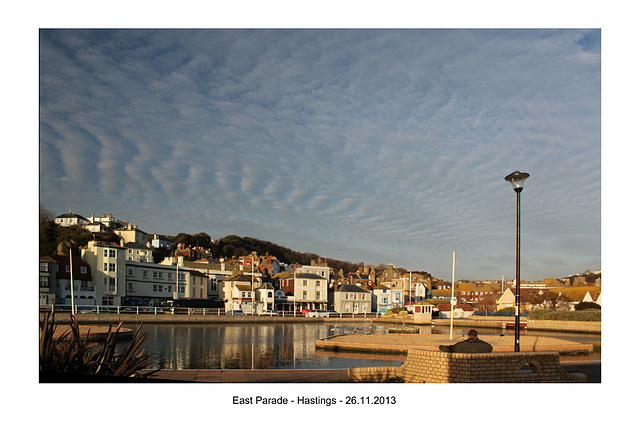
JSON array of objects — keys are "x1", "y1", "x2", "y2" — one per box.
[{"x1": 39, "y1": 29, "x2": 600, "y2": 280}]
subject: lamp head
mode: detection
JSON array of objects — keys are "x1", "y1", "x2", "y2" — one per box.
[{"x1": 505, "y1": 171, "x2": 529, "y2": 192}]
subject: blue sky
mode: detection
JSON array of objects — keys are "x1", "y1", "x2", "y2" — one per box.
[{"x1": 39, "y1": 29, "x2": 601, "y2": 280}]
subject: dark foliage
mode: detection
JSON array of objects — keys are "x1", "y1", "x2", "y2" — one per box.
[
  {"x1": 574, "y1": 301, "x2": 601, "y2": 311},
  {"x1": 39, "y1": 309, "x2": 159, "y2": 380}
]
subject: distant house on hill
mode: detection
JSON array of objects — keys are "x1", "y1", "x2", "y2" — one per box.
[{"x1": 54, "y1": 211, "x2": 89, "y2": 227}]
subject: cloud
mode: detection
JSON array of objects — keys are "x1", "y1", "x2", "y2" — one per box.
[{"x1": 39, "y1": 29, "x2": 600, "y2": 280}]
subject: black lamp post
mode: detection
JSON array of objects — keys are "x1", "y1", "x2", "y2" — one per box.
[{"x1": 505, "y1": 171, "x2": 529, "y2": 352}]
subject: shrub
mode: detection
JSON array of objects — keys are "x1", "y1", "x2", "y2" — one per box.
[
  {"x1": 39, "y1": 309, "x2": 159, "y2": 379},
  {"x1": 574, "y1": 301, "x2": 601, "y2": 311},
  {"x1": 527, "y1": 309, "x2": 601, "y2": 321}
]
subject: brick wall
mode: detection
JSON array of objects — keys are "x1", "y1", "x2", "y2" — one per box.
[{"x1": 348, "y1": 349, "x2": 586, "y2": 383}]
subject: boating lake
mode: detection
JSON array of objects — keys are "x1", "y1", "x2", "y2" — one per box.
[{"x1": 122, "y1": 322, "x2": 601, "y2": 370}]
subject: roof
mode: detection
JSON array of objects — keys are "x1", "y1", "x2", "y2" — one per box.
[
  {"x1": 55, "y1": 212, "x2": 88, "y2": 221},
  {"x1": 123, "y1": 242, "x2": 150, "y2": 250},
  {"x1": 436, "y1": 303, "x2": 475, "y2": 312},
  {"x1": 295, "y1": 272, "x2": 327, "y2": 280},
  {"x1": 336, "y1": 284, "x2": 371, "y2": 293}
]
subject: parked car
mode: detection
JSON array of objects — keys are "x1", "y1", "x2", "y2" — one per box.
[
  {"x1": 225, "y1": 310, "x2": 245, "y2": 315},
  {"x1": 306, "y1": 309, "x2": 330, "y2": 318}
]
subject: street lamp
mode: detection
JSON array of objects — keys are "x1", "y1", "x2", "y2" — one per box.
[{"x1": 505, "y1": 170, "x2": 529, "y2": 352}]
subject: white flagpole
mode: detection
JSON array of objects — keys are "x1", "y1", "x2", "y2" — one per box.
[
  {"x1": 69, "y1": 249, "x2": 75, "y2": 315},
  {"x1": 449, "y1": 251, "x2": 456, "y2": 340}
]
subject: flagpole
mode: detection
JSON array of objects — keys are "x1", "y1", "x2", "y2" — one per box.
[
  {"x1": 449, "y1": 251, "x2": 455, "y2": 340},
  {"x1": 69, "y1": 249, "x2": 75, "y2": 315}
]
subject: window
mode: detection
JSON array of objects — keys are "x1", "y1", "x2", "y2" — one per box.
[
  {"x1": 153, "y1": 271, "x2": 158, "y2": 278},
  {"x1": 40, "y1": 276, "x2": 49, "y2": 287},
  {"x1": 66, "y1": 265, "x2": 70, "y2": 273},
  {"x1": 127, "y1": 282, "x2": 133, "y2": 291},
  {"x1": 104, "y1": 277, "x2": 116, "y2": 292},
  {"x1": 316, "y1": 280, "x2": 320, "y2": 287},
  {"x1": 80, "y1": 266, "x2": 87, "y2": 274},
  {"x1": 40, "y1": 262, "x2": 49, "y2": 272},
  {"x1": 142, "y1": 271, "x2": 148, "y2": 278},
  {"x1": 158, "y1": 272, "x2": 163, "y2": 279},
  {"x1": 109, "y1": 263, "x2": 116, "y2": 272}
]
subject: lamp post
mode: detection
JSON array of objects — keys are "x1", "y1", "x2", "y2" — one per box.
[{"x1": 504, "y1": 171, "x2": 529, "y2": 352}]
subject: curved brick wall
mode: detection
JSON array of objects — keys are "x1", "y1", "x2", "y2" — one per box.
[{"x1": 349, "y1": 349, "x2": 586, "y2": 383}]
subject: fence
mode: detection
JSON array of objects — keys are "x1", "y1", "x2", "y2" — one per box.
[
  {"x1": 474, "y1": 311, "x2": 528, "y2": 317},
  {"x1": 39, "y1": 304, "x2": 382, "y2": 318}
]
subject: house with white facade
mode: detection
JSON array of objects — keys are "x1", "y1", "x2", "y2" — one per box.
[
  {"x1": 331, "y1": 284, "x2": 372, "y2": 314},
  {"x1": 255, "y1": 283, "x2": 276, "y2": 313},
  {"x1": 277, "y1": 267, "x2": 329, "y2": 311},
  {"x1": 222, "y1": 272, "x2": 260, "y2": 312},
  {"x1": 54, "y1": 211, "x2": 89, "y2": 227},
  {"x1": 114, "y1": 223, "x2": 148, "y2": 245},
  {"x1": 81, "y1": 240, "x2": 126, "y2": 306},
  {"x1": 182, "y1": 258, "x2": 234, "y2": 301},
  {"x1": 150, "y1": 234, "x2": 172, "y2": 250},
  {"x1": 372, "y1": 285, "x2": 404, "y2": 313},
  {"x1": 123, "y1": 242, "x2": 153, "y2": 263},
  {"x1": 124, "y1": 261, "x2": 209, "y2": 306},
  {"x1": 436, "y1": 303, "x2": 475, "y2": 319},
  {"x1": 292, "y1": 272, "x2": 329, "y2": 311},
  {"x1": 414, "y1": 282, "x2": 431, "y2": 301}
]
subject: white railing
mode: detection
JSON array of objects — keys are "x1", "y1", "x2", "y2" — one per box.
[{"x1": 39, "y1": 304, "x2": 383, "y2": 318}]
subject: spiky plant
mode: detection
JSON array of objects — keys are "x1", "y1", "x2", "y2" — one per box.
[{"x1": 39, "y1": 308, "x2": 159, "y2": 379}]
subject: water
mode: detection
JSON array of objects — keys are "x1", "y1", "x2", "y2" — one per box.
[{"x1": 122, "y1": 322, "x2": 600, "y2": 370}]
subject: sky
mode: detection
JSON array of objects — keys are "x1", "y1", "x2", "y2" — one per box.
[{"x1": 39, "y1": 29, "x2": 601, "y2": 281}]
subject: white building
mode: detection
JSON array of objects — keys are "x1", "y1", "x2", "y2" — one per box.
[
  {"x1": 81, "y1": 240, "x2": 126, "y2": 306},
  {"x1": 124, "y1": 261, "x2": 208, "y2": 306},
  {"x1": 372, "y1": 286, "x2": 404, "y2": 313},
  {"x1": 123, "y1": 242, "x2": 153, "y2": 263},
  {"x1": 332, "y1": 284, "x2": 372, "y2": 314},
  {"x1": 54, "y1": 211, "x2": 89, "y2": 227},
  {"x1": 114, "y1": 223, "x2": 148, "y2": 245},
  {"x1": 255, "y1": 284, "x2": 276, "y2": 313},
  {"x1": 151, "y1": 234, "x2": 172, "y2": 250},
  {"x1": 222, "y1": 272, "x2": 260, "y2": 312},
  {"x1": 292, "y1": 272, "x2": 329, "y2": 311}
]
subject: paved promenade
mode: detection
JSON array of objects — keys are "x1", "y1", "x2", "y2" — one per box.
[
  {"x1": 144, "y1": 369, "x2": 350, "y2": 382},
  {"x1": 142, "y1": 361, "x2": 600, "y2": 383},
  {"x1": 315, "y1": 332, "x2": 594, "y2": 354}
]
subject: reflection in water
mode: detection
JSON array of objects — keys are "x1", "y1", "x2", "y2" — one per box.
[
  {"x1": 122, "y1": 322, "x2": 600, "y2": 370},
  {"x1": 129, "y1": 323, "x2": 404, "y2": 370}
]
